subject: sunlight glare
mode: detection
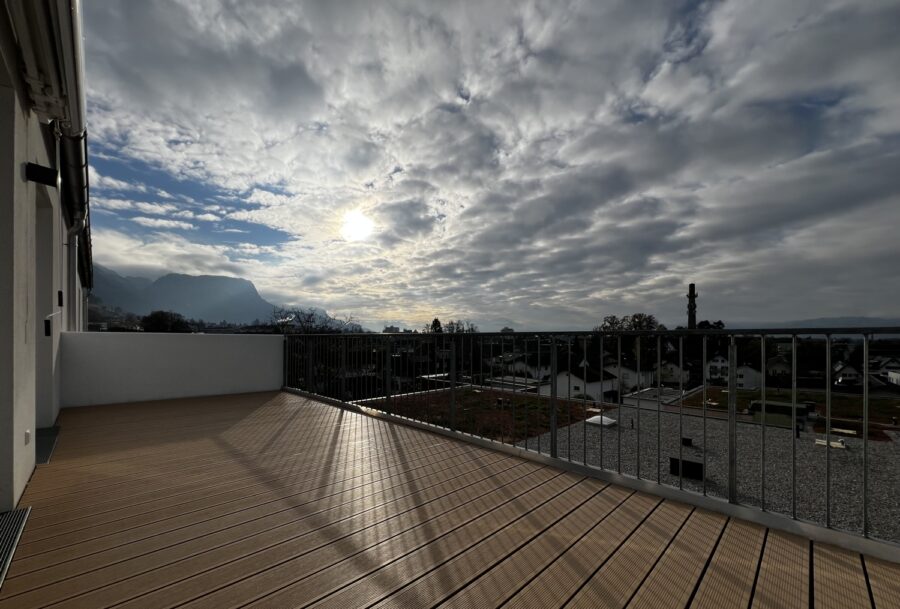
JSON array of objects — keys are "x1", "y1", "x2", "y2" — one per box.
[{"x1": 340, "y1": 210, "x2": 374, "y2": 242}]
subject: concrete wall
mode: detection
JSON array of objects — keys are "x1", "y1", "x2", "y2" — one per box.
[{"x1": 60, "y1": 333, "x2": 284, "y2": 407}]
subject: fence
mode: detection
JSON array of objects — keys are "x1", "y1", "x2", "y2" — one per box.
[{"x1": 284, "y1": 328, "x2": 900, "y2": 546}]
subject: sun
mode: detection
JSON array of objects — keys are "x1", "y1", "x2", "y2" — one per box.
[{"x1": 340, "y1": 209, "x2": 375, "y2": 242}]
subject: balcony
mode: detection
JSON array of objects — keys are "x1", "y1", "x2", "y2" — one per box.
[{"x1": 1, "y1": 329, "x2": 898, "y2": 608}]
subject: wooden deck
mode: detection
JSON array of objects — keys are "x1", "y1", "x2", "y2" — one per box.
[{"x1": 1, "y1": 391, "x2": 896, "y2": 609}]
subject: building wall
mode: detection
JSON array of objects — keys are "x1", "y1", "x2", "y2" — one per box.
[
  {"x1": 887, "y1": 371, "x2": 900, "y2": 386},
  {"x1": 0, "y1": 19, "x2": 86, "y2": 509},
  {"x1": 60, "y1": 333, "x2": 285, "y2": 407}
]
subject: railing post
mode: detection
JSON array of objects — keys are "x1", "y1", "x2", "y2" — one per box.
[
  {"x1": 305, "y1": 337, "x2": 313, "y2": 393},
  {"x1": 728, "y1": 336, "x2": 738, "y2": 504},
  {"x1": 450, "y1": 337, "x2": 457, "y2": 431},
  {"x1": 282, "y1": 335, "x2": 287, "y2": 388},
  {"x1": 550, "y1": 336, "x2": 558, "y2": 459},
  {"x1": 340, "y1": 337, "x2": 347, "y2": 402},
  {"x1": 385, "y1": 336, "x2": 393, "y2": 412}
]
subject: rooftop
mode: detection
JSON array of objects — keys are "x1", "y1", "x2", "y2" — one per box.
[{"x1": 1, "y1": 391, "x2": 896, "y2": 608}]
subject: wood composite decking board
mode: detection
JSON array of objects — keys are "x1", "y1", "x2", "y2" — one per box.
[
  {"x1": 23, "y1": 432, "x2": 465, "y2": 524},
  {"x1": 54, "y1": 463, "x2": 552, "y2": 609},
  {"x1": 11, "y1": 442, "x2": 483, "y2": 571},
  {"x1": 0, "y1": 391, "x2": 890, "y2": 609},
  {"x1": 400, "y1": 485, "x2": 633, "y2": 609},
  {"x1": 305, "y1": 477, "x2": 604, "y2": 609},
  {"x1": 750, "y1": 530, "x2": 809, "y2": 609},
  {"x1": 626, "y1": 510, "x2": 728, "y2": 609},
  {"x1": 22, "y1": 415, "x2": 432, "y2": 507},
  {"x1": 196, "y1": 471, "x2": 577, "y2": 609},
  {"x1": 503, "y1": 492, "x2": 662, "y2": 608},
  {"x1": 1, "y1": 452, "x2": 523, "y2": 599},
  {"x1": 865, "y1": 556, "x2": 900, "y2": 609},
  {"x1": 689, "y1": 519, "x2": 766, "y2": 609},
  {"x1": 15, "y1": 418, "x2": 477, "y2": 547},
  {"x1": 566, "y1": 501, "x2": 694, "y2": 608},
  {"x1": 12, "y1": 436, "x2": 474, "y2": 555},
  {"x1": 1, "y1": 458, "x2": 535, "y2": 609},
  {"x1": 814, "y1": 544, "x2": 873, "y2": 609}
]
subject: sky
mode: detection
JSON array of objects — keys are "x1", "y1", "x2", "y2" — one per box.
[{"x1": 83, "y1": 0, "x2": 900, "y2": 331}]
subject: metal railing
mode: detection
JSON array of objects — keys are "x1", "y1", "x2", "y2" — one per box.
[{"x1": 283, "y1": 328, "x2": 900, "y2": 546}]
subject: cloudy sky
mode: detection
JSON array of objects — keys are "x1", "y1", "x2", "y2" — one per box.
[{"x1": 84, "y1": 0, "x2": 900, "y2": 330}]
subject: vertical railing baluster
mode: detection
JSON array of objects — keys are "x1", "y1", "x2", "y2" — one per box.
[
  {"x1": 728, "y1": 335, "x2": 737, "y2": 504},
  {"x1": 702, "y1": 335, "x2": 707, "y2": 496},
  {"x1": 386, "y1": 335, "x2": 393, "y2": 413},
  {"x1": 636, "y1": 336, "x2": 641, "y2": 478},
  {"x1": 525, "y1": 338, "x2": 530, "y2": 451},
  {"x1": 567, "y1": 337, "x2": 572, "y2": 461},
  {"x1": 600, "y1": 335, "x2": 604, "y2": 471},
  {"x1": 657, "y1": 335, "x2": 662, "y2": 483},
  {"x1": 679, "y1": 335, "x2": 684, "y2": 490},
  {"x1": 450, "y1": 336, "x2": 457, "y2": 432},
  {"x1": 863, "y1": 334, "x2": 869, "y2": 537},
  {"x1": 761, "y1": 334, "x2": 766, "y2": 510},
  {"x1": 582, "y1": 336, "x2": 588, "y2": 465},
  {"x1": 341, "y1": 336, "x2": 347, "y2": 402},
  {"x1": 513, "y1": 334, "x2": 518, "y2": 446},
  {"x1": 617, "y1": 335, "x2": 622, "y2": 474},
  {"x1": 791, "y1": 334, "x2": 797, "y2": 520},
  {"x1": 550, "y1": 336, "x2": 558, "y2": 459},
  {"x1": 826, "y1": 334, "x2": 832, "y2": 528}
]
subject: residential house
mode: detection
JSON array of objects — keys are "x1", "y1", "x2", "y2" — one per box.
[
  {"x1": 736, "y1": 365, "x2": 762, "y2": 389},
  {"x1": 833, "y1": 362, "x2": 861, "y2": 385},
  {"x1": 706, "y1": 354, "x2": 729, "y2": 382},
  {"x1": 767, "y1": 356, "x2": 791, "y2": 377},
  {"x1": 538, "y1": 366, "x2": 617, "y2": 401},
  {"x1": 602, "y1": 364, "x2": 654, "y2": 392},
  {"x1": 657, "y1": 361, "x2": 690, "y2": 384}
]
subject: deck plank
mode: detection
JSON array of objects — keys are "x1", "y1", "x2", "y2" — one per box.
[
  {"x1": 865, "y1": 556, "x2": 900, "y2": 609},
  {"x1": 566, "y1": 500, "x2": 693, "y2": 608},
  {"x1": 422, "y1": 484, "x2": 632, "y2": 609},
  {"x1": 627, "y1": 509, "x2": 727, "y2": 609},
  {"x1": 0, "y1": 392, "x2": 890, "y2": 609},
  {"x1": 814, "y1": 544, "x2": 872, "y2": 609},
  {"x1": 751, "y1": 530, "x2": 809, "y2": 609},
  {"x1": 689, "y1": 519, "x2": 766, "y2": 609},
  {"x1": 503, "y1": 492, "x2": 661, "y2": 608}
]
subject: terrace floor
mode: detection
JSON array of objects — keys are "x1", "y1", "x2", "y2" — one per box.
[{"x1": 1, "y1": 391, "x2": 897, "y2": 609}]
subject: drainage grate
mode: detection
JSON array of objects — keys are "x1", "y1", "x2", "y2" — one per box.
[{"x1": 0, "y1": 507, "x2": 30, "y2": 591}]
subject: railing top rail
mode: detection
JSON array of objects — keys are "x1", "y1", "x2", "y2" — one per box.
[{"x1": 286, "y1": 326, "x2": 900, "y2": 338}]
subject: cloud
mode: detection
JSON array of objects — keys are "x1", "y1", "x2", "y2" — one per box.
[
  {"x1": 84, "y1": 0, "x2": 900, "y2": 329},
  {"x1": 131, "y1": 217, "x2": 196, "y2": 230}
]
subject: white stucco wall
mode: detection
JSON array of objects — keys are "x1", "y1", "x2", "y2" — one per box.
[{"x1": 60, "y1": 333, "x2": 284, "y2": 407}]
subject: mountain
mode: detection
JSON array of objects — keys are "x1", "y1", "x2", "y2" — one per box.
[{"x1": 92, "y1": 264, "x2": 278, "y2": 324}]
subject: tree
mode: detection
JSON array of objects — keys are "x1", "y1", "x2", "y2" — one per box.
[
  {"x1": 141, "y1": 310, "x2": 192, "y2": 333},
  {"x1": 439, "y1": 319, "x2": 479, "y2": 333},
  {"x1": 271, "y1": 306, "x2": 360, "y2": 334},
  {"x1": 595, "y1": 313, "x2": 666, "y2": 332},
  {"x1": 430, "y1": 318, "x2": 443, "y2": 334},
  {"x1": 697, "y1": 320, "x2": 725, "y2": 329}
]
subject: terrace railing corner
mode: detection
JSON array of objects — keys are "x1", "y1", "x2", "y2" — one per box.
[{"x1": 282, "y1": 327, "x2": 900, "y2": 554}]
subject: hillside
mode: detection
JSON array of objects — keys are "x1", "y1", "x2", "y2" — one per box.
[{"x1": 91, "y1": 264, "x2": 278, "y2": 324}]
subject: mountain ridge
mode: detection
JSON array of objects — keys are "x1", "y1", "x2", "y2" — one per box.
[{"x1": 92, "y1": 264, "x2": 279, "y2": 324}]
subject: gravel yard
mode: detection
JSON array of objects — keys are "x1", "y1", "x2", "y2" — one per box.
[{"x1": 520, "y1": 406, "x2": 900, "y2": 543}]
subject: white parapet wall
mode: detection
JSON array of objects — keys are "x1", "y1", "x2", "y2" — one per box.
[{"x1": 60, "y1": 332, "x2": 284, "y2": 407}]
